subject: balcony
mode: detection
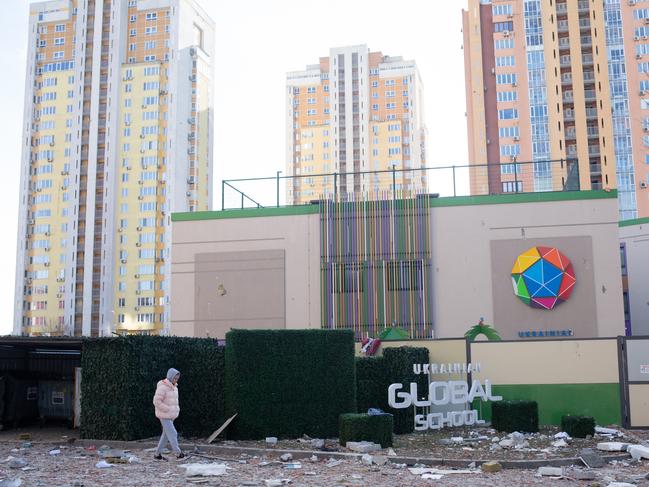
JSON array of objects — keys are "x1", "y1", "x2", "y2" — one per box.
[
  {"x1": 582, "y1": 54, "x2": 594, "y2": 65},
  {"x1": 588, "y1": 145, "x2": 600, "y2": 157},
  {"x1": 585, "y1": 107, "x2": 598, "y2": 119},
  {"x1": 579, "y1": 18, "x2": 591, "y2": 31},
  {"x1": 590, "y1": 163, "x2": 602, "y2": 174},
  {"x1": 558, "y1": 21, "x2": 569, "y2": 33}
]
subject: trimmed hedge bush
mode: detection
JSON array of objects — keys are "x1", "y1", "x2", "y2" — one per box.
[
  {"x1": 80, "y1": 336, "x2": 225, "y2": 441},
  {"x1": 492, "y1": 400, "x2": 539, "y2": 433},
  {"x1": 339, "y1": 413, "x2": 393, "y2": 447},
  {"x1": 225, "y1": 329, "x2": 356, "y2": 440},
  {"x1": 382, "y1": 347, "x2": 429, "y2": 434},
  {"x1": 561, "y1": 415, "x2": 595, "y2": 438},
  {"x1": 355, "y1": 357, "x2": 388, "y2": 414}
]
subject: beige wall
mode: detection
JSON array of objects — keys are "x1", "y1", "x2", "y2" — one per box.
[
  {"x1": 629, "y1": 384, "x2": 649, "y2": 427},
  {"x1": 171, "y1": 194, "x2": 624, "y2": 340},
  {"x1": 171, "y1": 213, "x2": 320, "y2": 337},
  {"x1": 471, "y1": 339, "x2": 620, "y2": 385},
  {"x1": 431, "y1": 197, "x2": 624, "y2": 338}
]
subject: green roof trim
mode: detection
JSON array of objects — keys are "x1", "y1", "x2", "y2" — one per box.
[
  {"x1": 619, "y1": 216, "x2": 649, "y2": 228},
  {"x1": 427, "y1": 189, "x2": 617, "y2": 207},
  {"x1": 172, "y1": 190, "x2": 617, "y2": 222},
  {"x1": 172, "y1": 204, "x2": 320, "y2": 222}
]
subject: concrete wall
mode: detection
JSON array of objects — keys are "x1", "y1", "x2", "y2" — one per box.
[
  {"x1": 470, "y1": 339, "x2": 621, "y2": 425},
  {"x1": 171, "y1": 192, "x2": 625, "y2": 340},
  {"x1": 170, "y1": 210, "x2": 320, "y2": 337},
  {"x1": 430, "y1": 194, "x2": 624, "y2": 339},
  {"x1": 619, "y1": 219, "x2": 649, "y2": 336}
]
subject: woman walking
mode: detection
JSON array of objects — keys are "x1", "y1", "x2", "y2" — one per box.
[{"x1": 152, "y1": 367, "x2": 185, "y2": 460}]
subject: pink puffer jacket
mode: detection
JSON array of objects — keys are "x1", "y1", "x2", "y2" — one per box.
[{"x1": 153, "y1": 379, "x2": 180, "y2": 420}]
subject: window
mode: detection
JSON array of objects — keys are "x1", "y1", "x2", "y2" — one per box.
[
  {"x1": 55, "y1": 24, "x2": 66, "y2": 32},
  {"x1": 385, "y1": 79, "x2": 396, "y2": 86},
  {"x1": 387, "y1": 261, "x2": 423, "y2": 291},
  {"x1": 386, "y1": 102, "x2": 396, "y2": 109},
  {"x1": 144, "y1": 55, "x2": 156, "y2": 61},
  {"x1": 498, "y1": 108, "x2": 518, "y2": 120},
  {"x1": 130, "y1": 14, "x2": 137, "y2": 22},
  {"x1": 371, "y1": 80, "x2": 378, "y2": 87},
  {"x1": 495, "y1": 38, "x2": 515, "y2": 49},
  {"x1": 145, "y1": 26, "x2": 158, "y2": 35},
  {"x1": 496, "y1": 56, "x2": 515, "y2": 67},
  {"x1": 146, "y1": 12, "x2": 157, "y2": 21},
  {"x1": 497, "y1": 90, "x2": 517, "y2": 102},
  {"x1": 500, "y1": 163, "x2": 520, "y2": 174},
  {"x1": 53, "y1": 51, "x2": 64, "y2": 60},
  {"x1": 371, "y1": 104, "x2": 378, "y2": 110},
  {"x1": 54, "y1": 37, "x2": 65, "y2": 45},
  {"x1": 500, "y1": 144, "x2": 520, "y2": 156},
  {"x1": 492, "y1": 4, "x2": 513, "y2": 16},
  {"x1": 494, "y1": 21, "x2": 513, "y2": 33},
  {"x1": 145, "y1": 41, "x2": 156, "y2": 50},
  {"x1": 496, "y1": 73, "x2": 517, "y2": 85},
  {"x1": 502, "y1": 181, "x2": 523, "y2": 193},
  {"x1": 634, "y1": 8, "x2": 649, "y2": 19},
  {"x1": 499, "y1": 126, "x2": 520, "y2": 138},
  {"x1": 130, "y1": 29, "x2": 136, "y2": 37}
]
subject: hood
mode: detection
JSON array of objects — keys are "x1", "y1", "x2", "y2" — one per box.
[{"x1": 166, "y1": 368, "x2": 180, "y2": 382}]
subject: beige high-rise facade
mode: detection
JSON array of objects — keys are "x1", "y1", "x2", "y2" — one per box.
[
  {"x1": 14, "y1": 0, "x2": 214, "y2": 337},
  {"x1": 286, "y1": 45, "x2": 427, "y2": 205},
  {"x1": 463, "y1": 0, "x2": 649, "y2": 220}
]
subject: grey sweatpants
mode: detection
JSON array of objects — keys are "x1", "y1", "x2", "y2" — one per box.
[{"x1": 155, "y1": 418, "x2": 181, "y2": 455}]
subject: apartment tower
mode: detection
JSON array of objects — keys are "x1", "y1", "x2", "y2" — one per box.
[
  {"x1": 14, "y1": 0, "x2": 214, "y2": 336},
  {"x1": 463, "y1": 0, "x2": 647, "y2": 219},
  {"x1": 286, "y1": 45, "x2": 427, "y2": 205}
]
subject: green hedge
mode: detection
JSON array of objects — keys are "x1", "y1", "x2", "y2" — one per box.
[
  {"x1": 355, "y1": 357, "x2": 388, "y2": 414},
  {"x1": 382, "y1": 347, "x2": 429, "y2": 434},
  {"x1": 339, "y1": 413, "x2": 393, "y2": 447},
  {"x1": 561, "y1": 415, "x2": 595, "y2": 438},
  {"x1": 80, "y1": 336, "x2": 224, "y2": 441},
  {"x1": 225, "y1": 329, "x2": 356, "y2": 440},
  {"x1": 492, "y1": 400, "x2": 538, "y2": 433}
]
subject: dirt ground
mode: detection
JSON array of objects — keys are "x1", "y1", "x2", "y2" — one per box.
[
  {"x1": 0, "y1": 442, "x2": 646, "y2": 487},
  {"x1": 0, "y1": 426, "x2": 646, "y2": 486}
]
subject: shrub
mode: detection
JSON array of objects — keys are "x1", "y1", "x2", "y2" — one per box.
[
  {"x1": 355, "y1": 357, "x2": 388, "y2": 414},
  {"x1": 382, "y1": 347, "x2": 429, "y2": 434},
  {"x1": 80, "y1": 336, "x2": 224, "y2": 441},
  {"x1": 225, "y1": 329, "x2": 356, "y2": 440},
  {"x1": 339, "y1": 413, "x2": 393, "y2": 448},
  {"x1": 491, "y1": 400, "x2": 539, "y2": 433},
  {"x1": 561, "y1": 415, "x2": 595, "y2": 438}
]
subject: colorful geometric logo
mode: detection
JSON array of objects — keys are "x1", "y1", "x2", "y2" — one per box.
[{"x1": 511, "y1": 247, "x2": 576, "y2": 310}]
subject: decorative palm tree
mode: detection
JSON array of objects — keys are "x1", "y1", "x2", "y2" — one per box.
[{"x1": 464, "y1": 317, "x2": 502, "y2": 341}]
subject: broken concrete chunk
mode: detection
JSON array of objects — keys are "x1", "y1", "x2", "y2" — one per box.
[
  {"x1": 481, "y1": 461, "x2": 502, "y2": 473},
  {"x1": 8, "y1": 459, "x2": 27, "y2": 469},
  {"x1": 265, "y1": 437, "x2": 278, "y2": 446},
  {"x1": 579, "y1": 448, "x2": 606, "y2": 468},
  {"x1": 554, "y1": 432, "x2": 570, "y2": 439},
  {"x1": 372, "y1": 455, "x2": 388, "y2": 466},
  {"x1": 421, "y1": 474, "x2": 443, "y2": 480},
  {"x1": 628, "y1": 445, "x2": 649, "y2": 461},
  {"x1": 537, "y1": 466, "x2": 563, "y2": 476},
  {"x1": 574, "y1": 470, "x2": 597, "y2": 480},
  {"x1": 0, "y1": 480, "x2": 22, "y2": 487},
  {"x1": 264, "y1": 480, "x2": 291, "y2": 487},
  {"x1": 597, "y1": 442, "x2": 628, "y2": 452},
  {"x1": 595, "y1": 426, "x2": 621, "y2": 436},
  {"x1": 361, "y1": 454, "x2": 373, "y2": 466},
  {"x1": 553, "y1": 439, "x2": 569, "y2": 448},
  {"x1": 182, "y1": 463, "x2": 230, "y2": 477},
  {"x1": 499, "y1": 439, "x2": 514, "y2": 448},
  {"x1": 450, "y1": 436, "x2": 464, "y2": 444},
  {"x1": 310, "y1": 439, "x2": 324, "y2": 449},
  {"x1": 346, "y1": 441, "x2": 381, "y2": 453},
  {"x1": 279, "y1": 453, "x2": 292, "y2": 462},
  {"x1": 606, "y1": 483, "x2": 635, "y2": 487},
  {"x1": 387, "y1": 448, "x2": 396, "y2": 456}
]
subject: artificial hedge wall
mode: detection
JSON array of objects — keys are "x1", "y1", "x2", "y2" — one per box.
[
  {"x1": 225, "y1": 329, "x2": 356, "y2": 440},
  {"x1": 80, "y1": 336, "x2": 225, "y2": 441},
  {"x1": 492, "y1": 400, "x2": 539, "y2": 433},
  {"x1": 561, "y1": 415, "x2": 595, "y2": 438},
  {"x1": 339, "y1": 413, "x2": 393, "y2": 447},
  {"x1": 356, "y1": 346, "x2": 429, "y2": 434}
]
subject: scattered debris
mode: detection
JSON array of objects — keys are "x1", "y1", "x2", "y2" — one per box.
[
  {"x1": 361, "y1": 454, "x2": 373, "y2": 466},
  {"x1": 386, "y1": 448, "x2": 396, "y2": 457},
  {"x1": 0, "y1": 479, "x2": 22, "y2": 487},
  {"x1": 628, "y1": 445, "x2": 649, "y2": 461},
  {"x1": 95, "y1": 460, "x2": 114, "y2": 468},
  {"x1": 309, "y1": 455, "x2": 318, "y2": 462},
  {"x1": 264, "y1": 479, "x2": 291, "y2": 487},
  {"x1": 279, "y1": 453, "x2": 292, "y2": 462},
  {"x1": 481, "y1": 461, "x2": 502, "y2": 473},
  {"x1": 48, "y1": 449, "x2": 61, "y2": 456},
  {"x1": 373, "y1": 455, "x2": 388, "y2": 466},
  {"x1": 597, "y1": 442, "x2": 629, "y2": 452},
  {"x1": 180, "y1": 463, "x2": 230, "y2": 477},
  {"x1": 346, "y1": 441, "x2": 382, "y2": 453},
  {"x1": 552, "y1": 439, "x2": 569, "y2": 448},
  {"x1": 265, "y1": 437, "x2": 278, "y2": 446},
  {"x1": 554, "y1": 432, "x2": 571, "y2": 440},
  {"x1": 537, "y1": 466, "x2": 563, "y2": 477},
  {"x1": 325, "y1": 459, "x2": 343, "y2": 468},
  {"x1": 206, "y1": 413, "x2": 238, "y2": 444},
  {"x1": 595, "y1": 426, "x2": 622, "y2": 436},
  {"x1": 283, "y1": 462, "x2": 301, "y2": 469},
  {"x1": 310, "y1": 438, "x2": 324, "y2": 449},
  {"x1": 573, "y1": 470, "x2": 597, "y2": 480},
  {"x1": 580, "y1": 448, "x2": 606, "y2": 468},
  {"x1": 8, "y1": 458, "x2": 27, "y2": 470}
]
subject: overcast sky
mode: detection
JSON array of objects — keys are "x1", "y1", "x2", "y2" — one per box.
[{"x1": 0, "y1": 0, "x2": 467, "y2": 334}]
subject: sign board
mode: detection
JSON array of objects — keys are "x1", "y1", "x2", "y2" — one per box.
[
  {"x1": 640, "y1": 365, "x2": 649, "y2": 375},
  {"x1": 388, "y1": 362, "x2": 501, "y2": 431}
]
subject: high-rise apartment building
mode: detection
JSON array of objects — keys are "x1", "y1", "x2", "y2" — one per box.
[
  {"x1": 286, "y1": 45, "x2": 427, "y2": 205},
  {"x1": 463, "y1": 0, "x2": 648, "y2": 220},
  {"x1": 14, "y1": 0, "x2": 214, "y2": 337}
]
